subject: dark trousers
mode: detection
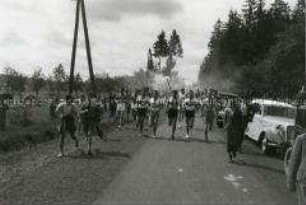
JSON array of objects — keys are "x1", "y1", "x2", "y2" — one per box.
[
  {"x1": 59, "y1": 116, "x2": 78, "y2": 152},
  {"x1": 227, "y1": 128, "x2": 240, "y2": 154},
  {"x1": 168, "y1": 110, "x2": 178, "y2": 137},
  {"x1": 151, "y1": 112, "x2": 160, "y2": 135}
]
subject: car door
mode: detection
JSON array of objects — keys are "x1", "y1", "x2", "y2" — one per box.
[{"x1": 245, "y1": 103, "x2": 262, "y2": 141}]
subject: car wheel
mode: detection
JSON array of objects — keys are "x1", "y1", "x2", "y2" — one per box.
[
  {"x1": 260, "y1": 134, "x2": 270, "y2": 155},
  {"x1": 283, "y1": 147, "x2": 292, "y2": 177}
]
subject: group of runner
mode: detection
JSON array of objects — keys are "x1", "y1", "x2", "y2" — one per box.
[
  {"x1": 128, "y1": 88, "x2": 217, "y2": 140},
  {"x1": 53, "y1": 88, "x2": 222, "y2": 157}
]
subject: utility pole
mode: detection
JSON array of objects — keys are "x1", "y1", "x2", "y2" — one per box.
[
  {"x1": 68, "y1": 0, "x2": 81, "y2": 94},
  {"x1": 80, "y1": 0, "x2": 96, "y2": 93},
  {"x1": 69, "y1": 0, "x2": 96, "y2": 95}
]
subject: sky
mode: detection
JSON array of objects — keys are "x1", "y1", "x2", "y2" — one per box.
[{"x1": 0, "y1": 0, "x2": 296, "y2": 85}]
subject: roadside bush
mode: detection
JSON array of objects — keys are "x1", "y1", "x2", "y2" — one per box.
[{"x1": 0, "y1": 123, "x2": 57, "y2": 154}]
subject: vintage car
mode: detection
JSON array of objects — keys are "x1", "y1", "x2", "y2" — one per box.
[{"x1": 245, "y1": 99, "x2": 296, "y2": 155}]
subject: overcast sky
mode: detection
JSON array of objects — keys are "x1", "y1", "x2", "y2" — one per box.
[{"x1": 0, "y1": 0, "x2": 295, "y2": 84}]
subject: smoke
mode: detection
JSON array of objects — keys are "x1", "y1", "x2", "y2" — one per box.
[
  {"x1": 199, "y1": 66, "x2": 236, "y2": 92},
  {"x1": 151, "y1": 72, "x2": 185, "y2": 92}
]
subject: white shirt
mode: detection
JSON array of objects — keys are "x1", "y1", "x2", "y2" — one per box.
[{"x1": 55, "y1": 102, "x2": 77, "y2": 118}]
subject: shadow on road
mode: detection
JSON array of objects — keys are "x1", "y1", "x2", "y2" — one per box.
[
  {"x1": 95, "y1": 150, "x2": 131, "y2": 159},
  {"x1": 102, "y1": 138, "x2": 121, "y2": 142},
  {"x1": 234, "y1": 159, "x2": 284, "y2": 174},
  {"x1": 68, "y1": 150, "x2": 131, "y2": 160},
  {"x1": 141, "y1": 135, "x2": 227, "y2": 145},
  {"x1": 241, "y1": 150, "x2": 266, "y2": 157}
]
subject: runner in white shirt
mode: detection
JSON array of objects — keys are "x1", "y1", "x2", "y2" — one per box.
[
  {"x1": 184, "y1": 90, "x2": 198, "y2": 139},
  {"x1": 178, "y1": 88, "x2": 186, "y2": 128},
  {"x1": 116, "y1": 95, "x2": 125, "y2": 129},
  {"x1": 55, "y1": 95, "x2": 79, "y2": 157},
  {"x1": 149, "y1": 90, "x2": 162, "y2": 138}
]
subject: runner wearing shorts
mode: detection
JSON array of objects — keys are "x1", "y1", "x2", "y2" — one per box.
[
  {"x1": 135, "y1": 94, "x2": 148, "y2": 136},
  {"x1": 149, "y1": 90, "x2": 162, "y2": 138},
  {"x1": 167, "y1": 90, "x2": 179, "y2": 140},
  {"x1": 184, "y1": 90, "x2": 198, "y2": 139},
  {"x1": 55, "y1": 95, "x2": 79, "y2": 157}
]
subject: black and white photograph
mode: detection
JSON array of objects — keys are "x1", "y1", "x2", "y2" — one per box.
[{"x1": 0, "y1": 0, "x2": 305, "y2": 204}]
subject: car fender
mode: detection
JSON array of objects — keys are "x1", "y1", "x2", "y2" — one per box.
[{"x1": 262, "y1": 127, "x2": 285, "y2": 144}]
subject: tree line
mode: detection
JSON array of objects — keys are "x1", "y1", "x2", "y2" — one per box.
[
  {"x1": 1, "y1": 29, "x2": 186, "y2": 99},
  {"x1": 1, "y1": 64, "x2": 143, "y2": 98},
  {"x1": 198, "y1": 0, "x2": 305, "y2": 99}
]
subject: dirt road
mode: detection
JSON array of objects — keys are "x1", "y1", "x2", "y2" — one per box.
[{"x1": 0, "y1": 116, "x2": 298, "y2": 204}]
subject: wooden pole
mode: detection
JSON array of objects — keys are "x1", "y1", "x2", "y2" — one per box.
[
  {"x1": 69, "y1": 0, "x2": 81, "y2": 95},
  {"x1": 80, "y1": 0, "x2": 96, "y2": 94}
]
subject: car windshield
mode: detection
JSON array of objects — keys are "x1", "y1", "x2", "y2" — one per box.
[
  {"x1": 287, "y1": 126, "x2": 305, "y2": 142},
  {"x1": 264, "y1": 106, "x2": 296, "y2": 119}
]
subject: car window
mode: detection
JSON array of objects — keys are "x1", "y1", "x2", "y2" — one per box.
[
  {"x1": 287, "y1": 126, "x2": 305, "y2": 142},
  {"x1": 264, "y1": 106, "x2": 296, "y2": 119},
  {"x1": 296, "y1": 107, "x2": 306, "y2": 129}
]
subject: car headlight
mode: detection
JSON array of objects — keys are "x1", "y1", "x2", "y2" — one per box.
[
  {"x1": 276, "y1": 124, "x2": 284, "y2": 130},
  {"x1": 276, "y1": 125, "x2": 285, "y2": 136}
]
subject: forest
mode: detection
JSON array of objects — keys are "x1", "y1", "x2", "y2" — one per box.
[{"x1": 198, "y1": 0, "x2": 305, "y2": 99}]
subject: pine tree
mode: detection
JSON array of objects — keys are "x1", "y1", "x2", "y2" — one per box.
[
  {"x1": 242, "y1": 0, "x2": 258, "y2": 31},
  {"x1": 153, "y1": 31, "x2": 169, "y2": 71},
  {"x1": 293, "y1": 0, "x2": 305, "y2": 22},
  {"x1": 224, "y1": 10, "x2": 243, "y2": 65},
  {"x1": 164, "y1": 29, "x2": 184, "y2": 77},
  {"x1": 270, "y1": 0, "x2": 291, "y2": 20},
  {"x1": 169, "y1": 29, "x2": 183, "y2": 57},
  {"x1": 256, "y1": 0, "x2": 265, "y2": 19},
  {"x1": 208, "y1": 19, "x2": 224, "y2": 53},
  {"x1": 253, "y1": 0, "x2": 272, "y2": 60},
  {"x1": 147, "y1": 49, "x2": 155, "y2": 71}
]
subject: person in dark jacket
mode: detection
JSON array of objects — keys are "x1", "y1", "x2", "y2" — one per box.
[
  {"x1": 238, "y1": 99, "x2": 253, "y2": 152},
  {"x1": 109, "y1": 93, "x2": 117, "y2": 124},
  {"x1": 204, "y1": 103, "x2": 215, "y2": 142},
  {"x1": 135, "y1": 92, "x2": 149, "y2": 136},
  {"x1": 226, "y1": 102, "x2": 243, "y2": 163},
  {"x1": 287, "y1": 132, "x2": 306, "y2": 205},
  {"x1": 80, "y1": 93, "x2": 104, "y2": 155}
]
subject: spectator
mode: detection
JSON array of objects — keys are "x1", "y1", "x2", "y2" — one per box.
[{"x1": 287, "y1": 131, "x2": 306, "y2": 205}]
